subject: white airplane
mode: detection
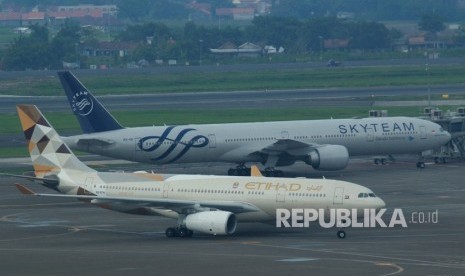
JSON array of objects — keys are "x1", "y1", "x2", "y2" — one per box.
[
  {"x1": 11, "y1": 104, "x2": 385, "y2": 238},
  {"x1": 58, "y1": 71, "x2": 451, "y2": 176}
]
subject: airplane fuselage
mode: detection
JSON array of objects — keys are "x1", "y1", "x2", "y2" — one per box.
[
  {"x1": 58, "y1": 170, "x2": 385, "y2": 222},
  {"x1": 63, "y1": 116, "x2": 450, "y2": 169}
]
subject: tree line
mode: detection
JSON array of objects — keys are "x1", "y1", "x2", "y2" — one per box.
[{"x1": 0, "y1": 15, "x2": 459, "y2": 70}]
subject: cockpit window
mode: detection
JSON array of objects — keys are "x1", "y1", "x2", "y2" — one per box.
[{"x1": 368, "y1": 193, "x2": 376, "y2": 197}]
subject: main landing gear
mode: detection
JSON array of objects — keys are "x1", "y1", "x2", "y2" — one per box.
[
  {"x1": 227, "y1": 165, "x2": 284, "y2": 177},
  {"x1": 165, "y1": 227, "x2": 194, "y2": 238},
  {"x1": 227, "y1": 165, "x2": 250, "y2": 176},
  {"x1": 433, "y1": 157, "x2": 447, "y2": 164},
  {"x1": 373, "y1": 158, "x2": 387, "y2": 165},
  {"x1": 263, "y1": 168, "x2": 284, "y2": 177},
  {"x1": 373, "y1": 155, "x2": 394, "y2": 165}
]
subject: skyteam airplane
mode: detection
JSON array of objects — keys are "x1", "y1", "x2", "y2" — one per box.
[
  {"x1": 58, "y1": 71, "x2": 451, "y2": 176},
  {"x1": 11, "y1": 104, "x2": 386, "y2": 238}
]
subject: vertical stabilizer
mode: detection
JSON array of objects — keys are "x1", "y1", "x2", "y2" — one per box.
[
  {"x1": 57, "y1": 71, "x2": 123, "y2": 133},
  {"x1": 16, "y1": 105, "x2": 95, "y2": 176}
]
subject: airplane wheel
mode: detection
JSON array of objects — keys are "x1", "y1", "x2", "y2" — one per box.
[
  {"x1": 275, "y1": 170, "x2": 284, "y2": 177},
  {"x1": 187, "y1": 230, "x2": 194, "y2": 237},
  {"x1": 227, "y1": 169, "x2": 234, "y2": 176},
  {"x1": 441, "y1": 157, "x2": 446, "y2": 164},
  {"x1": 337, "y1": 230, "x2": 346, "y2": 239},
  {"x1": 165, "y1": 227, "x2": 176, "y2": 238},
  {"x1": 178, "y1": 228, "x2": 189, "y2": 238},
  {"x1": 434, "y1": 157, "x2": 439, "y2": 164},
  {"x1": 374, "y1": 158, "x2": 379, "y2": 165},
  {"x1": 381, "y1": 159, "x2": 386, "y2": 165},
  {"x1": 239, "y1": 169, "x2": 247, "y2": 176},
  {"x1": 416, "y1": 162, "x2": 425, "y2": 169}
]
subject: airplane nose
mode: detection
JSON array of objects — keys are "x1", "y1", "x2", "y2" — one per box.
[
  {"x1": 375, "y1": 198, "x2": 386, "y2": 209},
  {"x1": 445, "y1": 131, "x2": 452, "y2": 142}
]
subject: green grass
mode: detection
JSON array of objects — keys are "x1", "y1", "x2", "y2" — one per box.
[
  {"x1": 1, "y1": 65, "x2": 465, "y2": 96},
  {"x1": 0, "y1": 146, "x2": 27, "y2": 158}
]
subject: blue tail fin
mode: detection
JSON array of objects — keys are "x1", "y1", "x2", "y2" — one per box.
[{"x1": 58, "y1": 71, "x2": 123, "y2": 133}]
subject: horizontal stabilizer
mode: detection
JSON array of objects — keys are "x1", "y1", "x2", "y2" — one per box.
[
  {"x1": 76, "y1": 138, "x2": 115, "y2": 147},
  {"x1": 15, "y1": 183, "x2": 35, "y2": 195},
  {"x1": 1, "y1": 173, "x2": 59, "y2": 185}
]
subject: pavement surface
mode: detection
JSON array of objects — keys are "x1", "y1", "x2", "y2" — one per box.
[
  {"x1": 0, "y1": 159, "x2": 464, "y2": 276},
  {"x1": 1, "y1": 84, "x2": 465, "y2": 114}
]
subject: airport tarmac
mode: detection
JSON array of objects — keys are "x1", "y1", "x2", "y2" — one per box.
[{"x1": 1, "y1": 159, "x2": 464, "y2": 276}]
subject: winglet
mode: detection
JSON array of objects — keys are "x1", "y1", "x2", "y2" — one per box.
[
  {"x1": 250, "y1": 165, "x2": 263, "y2": 177},
  {"x1": 15, "y1": 183, "x2": 36, "y2": 195}
]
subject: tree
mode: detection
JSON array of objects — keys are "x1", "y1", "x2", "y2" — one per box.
[
  {"x1": 3, "y1": 24, "x2": 51, "y2": 70},
  {"x1": 454, "y1": 24, "x2": 465, "y2": 45},
  {"x1": 116, "y1": 0, "x2": 152, "y2": 21},
  {"x1": 418, "y1": 12, "x2": 445, "y2": 33},
  {"x1": 50, "y1": 19, "x2": 81, "y2": 67},
  {"x1": 245, "y1": 16, "x2": 300, "y2": 52},
  {"x1": 117, "y1": 22, "x2": 171, "y2": 43},
  {"x1": 299, "y1": 17, "x2": 350, "y2": 52},
  {"x1": 349, "y1": 21, "x2": 391, "y2": 50}
]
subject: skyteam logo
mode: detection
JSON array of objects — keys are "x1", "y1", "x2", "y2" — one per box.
[
  {"x1": 137, "y1": 126, "x2": 209, "y2": 163},
  {"x1": 71, "y1": 90, "x2": 93, "y2": 116}
]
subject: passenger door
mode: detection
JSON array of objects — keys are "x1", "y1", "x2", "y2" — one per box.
[{"x1": 333, "y1": 187, "x2": 344, "y2": 205}]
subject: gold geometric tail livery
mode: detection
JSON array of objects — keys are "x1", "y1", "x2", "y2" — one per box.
[{"x1": 16, "y1": 105, "x2": 94, "y2": 176}]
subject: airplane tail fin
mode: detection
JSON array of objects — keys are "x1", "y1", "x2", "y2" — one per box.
[
  {"x1": 16, "y1": 105, "x2": 95, "y2": 177},
  {"x1": 57, "y1": 71, "x2": 123, "y2": 133},
  {"x1": 250, "y1": 165, "x2": 263, "y2": 177}
]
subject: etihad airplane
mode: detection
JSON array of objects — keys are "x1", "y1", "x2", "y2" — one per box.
[
  {"x1": 11, "y1": 104, "x2": 385, "y2": 239},
  {"x1": 58, "y1": 71, "x2": 451, "y2": 176}
]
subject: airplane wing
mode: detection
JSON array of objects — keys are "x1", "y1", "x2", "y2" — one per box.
[
  {"x1": 243, "y1": 139, "x2": 318, "y2": 160},
  {"x1": 260, "y1": 139, "x2": 314, "y2": 155},
  {"x1": 15, "y1": 184, "x2": 260, "y2": 214},
  {"x1": 222, "y1": 139, "x2": 317, "y2": 162}
]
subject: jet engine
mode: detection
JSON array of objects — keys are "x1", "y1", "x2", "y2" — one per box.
[
  {"x1": 184, "y1": 211, "x2": 237, "y2": 235},
  {"x1": 305, "y1": 145, "x2": 349, "y2": 171}
]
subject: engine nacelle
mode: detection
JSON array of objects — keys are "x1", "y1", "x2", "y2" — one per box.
[
  {"x1": 184, "y1": 211, "x2": 237, "y2": 235},
  {"x1": 306, "y1": 145, "x2": 349, "y2": 171}
]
